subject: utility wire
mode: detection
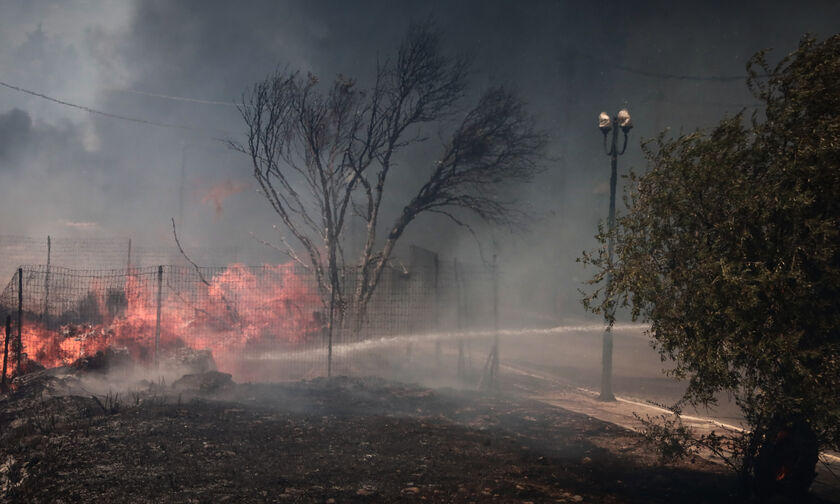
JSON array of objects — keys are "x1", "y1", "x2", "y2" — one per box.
[
  {"x1": 3, "y1": 67, "x2": 768, "y2": 139},
  {"x1": 112, "y1": 61, "x2": 762, "y2": 111},
  {"x1": 607, "y1": 62, "x2": 754, "y2": 82},
  {"x1": 113, "y1": 78, "x2": 763, "y2": 116},
  {"x1": 0, "y1": 79, "x2": 235, "y2": 136},
  {"x1": 573, "y1": 52, "x2": 768, "y2": 82},
  {"x1": 110, "y1": 88, "x2": 242, "y2": 108},
  {"x1": 641, "y1": 96, "x2": 763, "y2": 109}
]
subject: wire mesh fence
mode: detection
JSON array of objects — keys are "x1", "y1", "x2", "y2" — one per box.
[
  {"x1": 0, "y1": 235, "x2": 246, "y2": 290},
  {"x1": 0, "y1": 255, "x2": 499, "y2": 384}
]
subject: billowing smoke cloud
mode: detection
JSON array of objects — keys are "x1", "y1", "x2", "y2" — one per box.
[
  {"x1": 0, "y1": 106, "x2": 114, "y2": 238},
  {"x1": 0, "y1": 108, "x2": 98, "y2": 168},
  {"x1": 1, "y1": 0, "x2": 840, "y2": 314},
  {"x1": 0, "y1": 108, "x2": 32, "y2": 163}
]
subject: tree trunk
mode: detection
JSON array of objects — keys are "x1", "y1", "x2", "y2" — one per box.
[{"x1": 752, "y1": 418, "x2": 819, "y2": 501}]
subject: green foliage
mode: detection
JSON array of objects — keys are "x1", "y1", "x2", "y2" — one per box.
[
  {"x1": 633, "y1": 412, "x2": 749, "y2": 472},
  {"x1": 581, "y1": 34, "x2": 840, "y2": 489}
]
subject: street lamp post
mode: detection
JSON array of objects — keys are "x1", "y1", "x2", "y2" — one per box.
[{"x1": 597, "y1": 109, "x2": 632, "y2": 402}]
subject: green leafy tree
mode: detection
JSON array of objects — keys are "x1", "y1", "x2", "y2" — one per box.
[{"x1": 581, "y1": 34, "x2": 840, "y2": 499}]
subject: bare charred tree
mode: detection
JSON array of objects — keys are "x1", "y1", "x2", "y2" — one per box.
[{"x1": 232, "y1": 21, "x2": 546, "y2": 332}]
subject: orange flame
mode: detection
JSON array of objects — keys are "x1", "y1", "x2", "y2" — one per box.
[{"x1": 11, "y1": 263, "x2": 322, "y2": 381}]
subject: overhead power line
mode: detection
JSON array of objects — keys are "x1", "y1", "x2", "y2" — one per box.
[
  {"x1": 110, "y1": 88, "x2": 242, "y2": 108},
  {"x1": 0, "y1": 79, "x2": 234, "y2": 136},
  {"x1": 574, "y1": 52, "x2": 768, "y2": 83},
  {"x1": 608, "y1": 62, "x2": 752, "y2": 82},
  {"x1": 641, "y1": 96, "x2": 763, "y2": 109},
  {"x1": 110, "y1": 63, "x2": 763, "y2": 112}
]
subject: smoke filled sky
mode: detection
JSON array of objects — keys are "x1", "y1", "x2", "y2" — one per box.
[{"x1": 1, "y1": 0, "x2": 839, "y2": 310}]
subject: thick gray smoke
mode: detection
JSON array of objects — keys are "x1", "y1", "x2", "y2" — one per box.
[{"x1": 1, "y1": 0, "x2": 839, "y2": 316}]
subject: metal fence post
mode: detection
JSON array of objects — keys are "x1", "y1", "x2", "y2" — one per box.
[
  {"x1": 17, "y1": 267, "x2": 23, "y2": 371},
  {"x1": 155, "y1": 265, "x2": 163, "y2": 368},
  {"x1": 2, "y1": 315, "x2": 10, "y2": 389},
  {"x1": 491, "y1": 253, "x2": 500, "y2": 384},
  {"x1": 44, "y1": 236, "x2": 51, "y2": 329},
  {"x1": 454, "y1": 258, "x2": 465, "y2": 379},
  {"x1": 433, "y1": 254, "x2": 441, "y2": 366},
  {"x1": 327, "y1": 283, "x2": 335, "y2": 378},
  {"x1": 479, "y1": 254, "x2": 501, "y2": 390}
]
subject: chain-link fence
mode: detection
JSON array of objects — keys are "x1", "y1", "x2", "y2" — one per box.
[{"x1": 0, "y1": 253, "x2": 499, "y2": 383}]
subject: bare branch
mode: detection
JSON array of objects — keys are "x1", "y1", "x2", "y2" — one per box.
[
  {"x1": 248, "y1": 231, "x2": 311, "y2": 271},
  {"x1": 232, "y1": 21, "x2": 545, "y2": 333},
  {"x1": 171, "y1": 218, "x2": 242, "y2": 328}
]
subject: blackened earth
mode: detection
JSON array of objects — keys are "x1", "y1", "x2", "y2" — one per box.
[{"x1": 0, "y1": 373, "x2": 824, "y2": 503}]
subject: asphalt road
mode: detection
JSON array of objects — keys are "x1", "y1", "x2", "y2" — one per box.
[{"x1": 495, "y1": 322, "x2": 744, "y2": 425}]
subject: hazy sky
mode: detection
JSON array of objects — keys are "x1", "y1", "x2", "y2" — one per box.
[{"x1": 1, "y1": 0, "x2": 839, "y2": 311}]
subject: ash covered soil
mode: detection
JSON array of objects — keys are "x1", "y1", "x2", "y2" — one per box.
[{"x1": 0, "y1": 370, "x2": 805, "y2": 503}]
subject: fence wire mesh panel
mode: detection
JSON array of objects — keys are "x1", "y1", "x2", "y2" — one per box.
[
  {"x1": 0, "y1": 257, "x2": 500, "y2": 383},
  {"x1": 328, "y1": 258, "x2": 497, "y2": 380},
  {"x1": 0, "y1": 235, "x2": 247, "y2": 288},
  {"x1": 0, "y1": 266, "x2": 160, "y2": 377},
  {"x1": 0, "y1": 265, "x2": 324, "y2": 381},
  {"x1": 163, "y1": 264, "x2": 325, "y2": 382}
]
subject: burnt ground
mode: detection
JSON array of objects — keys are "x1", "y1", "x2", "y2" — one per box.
[{"x1": 0, "y1": 371, "x2": 831, "y2": 503}]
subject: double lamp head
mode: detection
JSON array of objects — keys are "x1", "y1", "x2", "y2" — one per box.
[{"x1": 599, "y1": 109, "x2": 633, "y2": 135}]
